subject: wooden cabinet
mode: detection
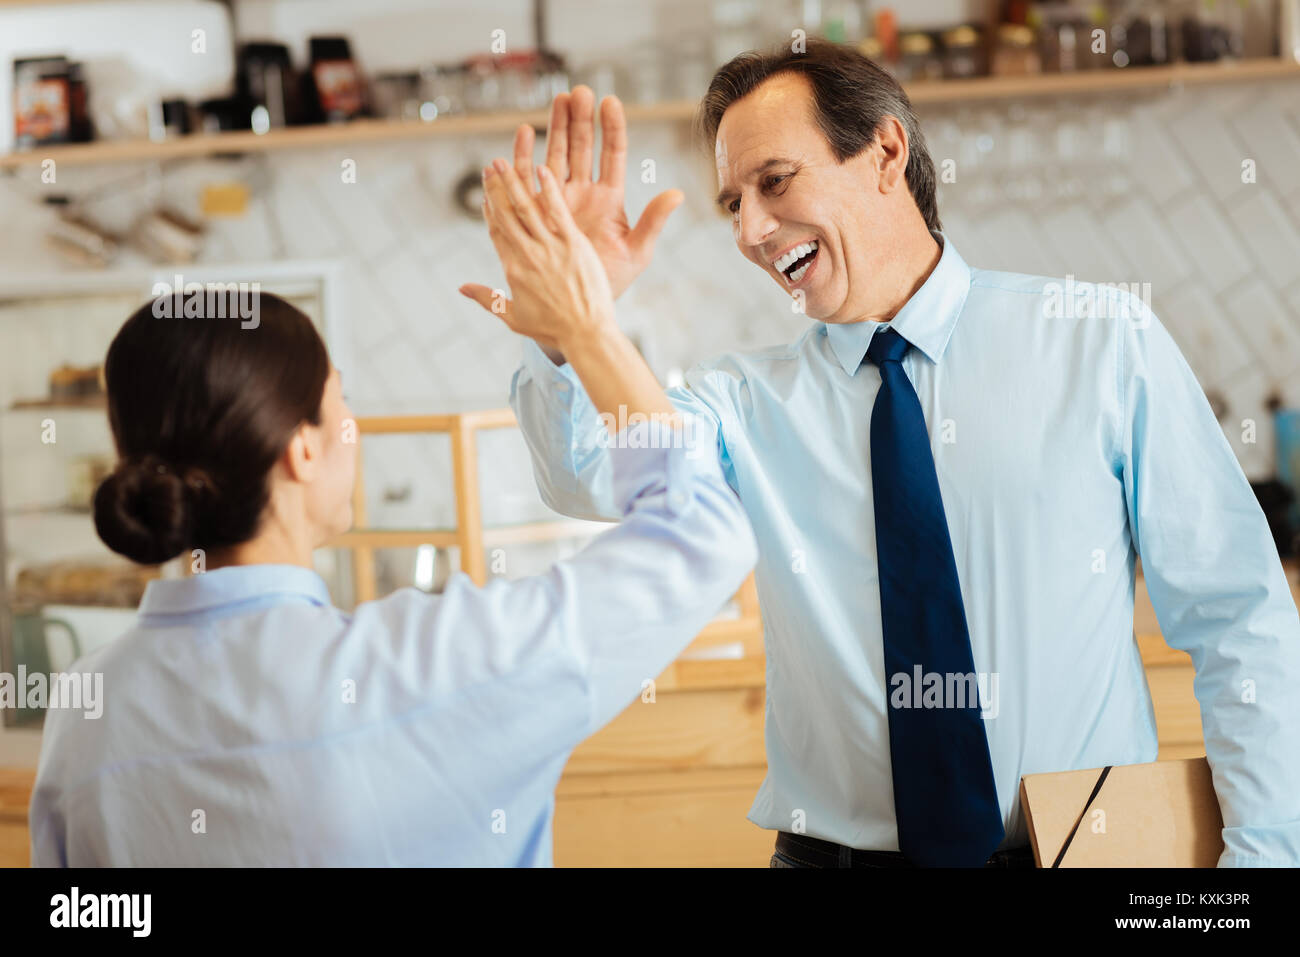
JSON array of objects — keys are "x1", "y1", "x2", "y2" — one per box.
[{"x1": 553, "y1": 657, "x2": 770, "y2": 867}]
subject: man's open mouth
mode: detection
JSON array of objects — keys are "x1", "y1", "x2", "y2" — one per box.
[{"x1": 774, "y1": 240, "x2": 819, "y2": 286}]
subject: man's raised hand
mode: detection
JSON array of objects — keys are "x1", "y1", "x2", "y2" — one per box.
[{"x1": 513, "y1": 87, "x2": 683, "y2": 301}]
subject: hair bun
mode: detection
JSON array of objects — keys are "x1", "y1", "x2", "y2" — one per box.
[{"x1": 93, "y1": 455, "x2": 202, "y2": 565}]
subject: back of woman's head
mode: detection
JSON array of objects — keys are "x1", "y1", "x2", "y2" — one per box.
[{"x1": 94, "y1": 289, "x2": 330, "y2": 565}]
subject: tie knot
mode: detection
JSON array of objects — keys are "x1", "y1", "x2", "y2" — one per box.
[{"x1": 865, "y1": 326, "x2": 910, "y2": 367}]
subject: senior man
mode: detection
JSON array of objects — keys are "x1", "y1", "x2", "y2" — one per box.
[{"x1": 461, "y1": 39, "x2": 1300, "y2": 868}]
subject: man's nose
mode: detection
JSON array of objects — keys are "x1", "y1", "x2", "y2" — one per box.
[{"x1": 736, "y1": 202, "x2": 778, "y2": 250}]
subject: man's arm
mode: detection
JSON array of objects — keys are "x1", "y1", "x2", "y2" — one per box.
[
  {"x1": 509, "y1": 338, "x2": 724, "y2": 521},
  {"x1": 1120, "y1": 299, "x2": 1300, "y2": 866}
]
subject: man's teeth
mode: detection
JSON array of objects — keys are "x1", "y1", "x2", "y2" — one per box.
[
  {"x1": 774, "y1": 240, "x2": 818, "y2": 275},
  {"x1": 787, "y1": 260, "x2": 812, "y2": 284}
]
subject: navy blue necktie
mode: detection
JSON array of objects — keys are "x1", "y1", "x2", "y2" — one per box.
[{"x1": 865, "y1": 326, "x2": 1004, "y2": 868}]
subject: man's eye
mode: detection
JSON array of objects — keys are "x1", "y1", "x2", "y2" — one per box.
[
  {"x1": 764, "y1": 174, "x2": 790, "y2": 191},
  {"x1": 728, "y1": 199, "x2": 741, "y2": 214}
]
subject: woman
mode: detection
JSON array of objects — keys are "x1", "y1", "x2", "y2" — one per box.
[{"x1": 29, "y1": 161, "x2": 756, "y2": 866}]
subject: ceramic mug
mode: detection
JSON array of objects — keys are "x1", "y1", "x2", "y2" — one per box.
[{"x1": 8, "y1": 612, "x2": 81, "y2": 726}]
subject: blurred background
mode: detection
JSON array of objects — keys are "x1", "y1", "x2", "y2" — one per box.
[{"x1": 0, "y1": 0, "x2": 1298, "y2": 865}]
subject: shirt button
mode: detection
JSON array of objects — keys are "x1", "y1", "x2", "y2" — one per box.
[{"x1": 668, "y1": 489, "x2": 690, "y2": 513}]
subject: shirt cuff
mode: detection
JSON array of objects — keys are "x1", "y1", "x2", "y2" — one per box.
[
  {"x1": 605, "y1": 413, "x2": 721, "y2": 517},
  {"x1": 1218, "y1": 851, "x2": 1299, "y2": 867},
  {"x1": 1217, "y1": 822, "x2": 1300, "y2": 867},
  {"x1": 522, "y1": 337, "x2": 581, "y2": 389}
]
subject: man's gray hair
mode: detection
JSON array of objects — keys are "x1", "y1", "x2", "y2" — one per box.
[{"x1": 696, "y1": 38, "x2": 941, "y2": 231}]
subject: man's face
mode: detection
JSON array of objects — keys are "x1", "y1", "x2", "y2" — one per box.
[{"x1": 714, "y1": 72, "x2": 898, "y2": 323}]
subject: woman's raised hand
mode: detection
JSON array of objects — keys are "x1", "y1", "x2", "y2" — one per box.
[{"x1": 459, "y1": 157, "x2": 616, "y2": 356}]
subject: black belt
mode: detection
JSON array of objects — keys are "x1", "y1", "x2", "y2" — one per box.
[{"x1": 776, "y1": 831, "x2": 1036, "y2": 868}]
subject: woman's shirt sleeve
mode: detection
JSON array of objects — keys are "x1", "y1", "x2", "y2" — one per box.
[{"x1": 364, "y1": 413, "x2": 757, "y2": 745}]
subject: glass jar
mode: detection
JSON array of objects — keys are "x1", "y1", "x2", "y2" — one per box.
[
  {"x1": 624, "y1": 46, "x2": 663, "y2": 105},
  {"x1": 899, "y1": 32, "x2": 944, "y2": 83},
  {"x1": 992, "y1": 23, "x2": 1043, "y2": 75},
  {"x1": 462, "y1": 56, "x2": 502, "y2": 114},
  {"x1": 822, "y1": 0, "x2": 866, "y2": 44},
  {"x1": 418, "y1": 65, "x2": 466, "y2": 119},
  {"x1": 941, "y1": 24, "x2": 984, "y2": 79},
  {"x1": 371, "y1": 72, "x2": 421, "y2": 121},
  {"x1": 1123, "y1": 5, "x2": 1173, "y2": 66},
  {"x1": 1039, "y1": 12, "x2": 1086, "y2": 72},
  {"x1": 1080, "y1": 3, "x2": 1113, "y2": 69}
]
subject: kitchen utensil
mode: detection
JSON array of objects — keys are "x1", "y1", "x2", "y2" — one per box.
[
  {"x1": 8, "y1": 612, "x2": 81, "y2": 727},
  {"x1": 238, "y1": 42, "x2": 298, "y2": 128}
]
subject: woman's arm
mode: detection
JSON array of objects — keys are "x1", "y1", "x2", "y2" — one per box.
[{"x1": 371, "y1": 164, "x2": 757, "y2": 744}]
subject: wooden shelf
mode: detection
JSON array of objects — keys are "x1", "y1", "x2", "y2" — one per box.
[
  {"x1": 331, "y1": 518, "x2": 604, "y2": 551},
  {"x1": 481, "y1": 519, "x2": 605, "y2": 546},
  {"x1": 902, "y1": 55, "x2": 1300, "y2": 104},
  {"x1": 9, "y1": 395, "x2": 105, "y2": 411},
  {"x1": 0, "y1": 101, "x2": 700, "y2": 171},
  {"x1": 3, "y1": 58, "x2": 1296, "y2": 171}
]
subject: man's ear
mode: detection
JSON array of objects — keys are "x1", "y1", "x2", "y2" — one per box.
[{"x1": 875, "y1": 115, "x2": 910, "y2": 193}]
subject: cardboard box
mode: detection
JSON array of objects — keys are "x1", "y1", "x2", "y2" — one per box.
[{"x1": 1020, "y1": 757, "x2": 1224, "y2": 867}]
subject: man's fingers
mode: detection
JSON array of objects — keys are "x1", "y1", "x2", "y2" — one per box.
[
  {"x1": 598, "y1": 96, "x2": 627, "y2": 189},
  {"x1": 628, "y1": 188, "x2": 685, "y2": 257},
  {"x1": 544, "y1": 91, "x2": 570, "y2": 181},
  {"x1": 567, "y1": 85, "x2": 595, "y2": 182},
  {"x1": 513, "y1": 123, "x2": 537, "y2": 192}
]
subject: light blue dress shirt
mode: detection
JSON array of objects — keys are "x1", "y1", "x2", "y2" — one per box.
[
  {"x1": 29, "y1": 427, "x2": 757, "y2": 866},
  {"x1": 511, "y1": 231, "x2": 1300, "y2": 867}
]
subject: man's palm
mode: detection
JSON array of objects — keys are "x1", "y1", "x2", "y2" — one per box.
[{"x1": 513, "y1": 88, "x2": 683, "y2": 300}]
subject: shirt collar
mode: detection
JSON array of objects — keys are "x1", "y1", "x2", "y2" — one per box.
[
  {"x1": 138, "y1": 563, "x2": 332, "y2": 617},
  {"x1": 823, "y1": 230, "x2": 972, "y2": 376}
]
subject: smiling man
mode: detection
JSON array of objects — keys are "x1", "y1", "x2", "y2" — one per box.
[{"x1": 462, "y1": 39, "x2": 1300, "y2": 868}]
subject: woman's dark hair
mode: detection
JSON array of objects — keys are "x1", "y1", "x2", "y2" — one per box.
[
  {"x1": 696, "y1": 38, "x2": 941, "y2": 231},
  {"x1": 93, "y1": 288, "x2": 330, "y2": 565}
]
